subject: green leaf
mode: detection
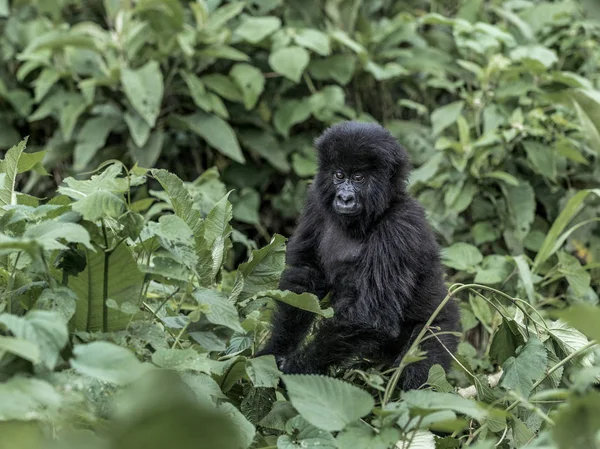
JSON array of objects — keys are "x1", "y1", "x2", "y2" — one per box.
[
  {"x1": 513, "y1": 255, "x2": 536, "y2": 304},
  {"x1": 273, "y1": 98, "x2": 312, "y2": 136},
  {"x1": 121, "y1": 61, "x2": 164, "y2": 127},
  {"x1": 24, "y1": 221, "x2": 92, "y2": 250},
  {"x1": 230, "y1": 63, "x2": 265, "y2": 110},
  {"x1": 402, "y1": 390, "x2": 487, "y2": 420},
  {"x1": 534, "y1": 190, "x2": 600, "y2": 270},
  {"x1": 553, "y1": 304, "x2": 600, "y2": 342},
  {"x1": 201, "y1": 74, "x2": 243, "y2": 103},
  {"x1": 230, "y1": 234, "x2": 287, "y2": 302},
  {"x1": 552, "y1": 391, "x2": 600, "y2": 449},
  {"x1": 427, "y1": 364, "x2": 454, "y2": 393},
  {"x1": 125, "y1": 109, "x2": 151, "y2": 147},
  {"x1": 0, "y1": 138, "x2": 29, "y2": 208},
  {"x1": 489, "y1": 319, "x2": 525, "y2": 366},
  {"x1": 503, "y1": 181, "x2": 536, "y2": 242},
  {"x1": 151, "y1": 169, "x2": 204, "y2": 235},
  {"x1": 523, "y1": 141, "x2": 556, "y2": 179},
  {"x1": 71, "y1": 341, "x2": 152, "y2": 385},
  {"x1": 269, "y1": 46, "x2": 310, "y2": 83},
  {"x1": 57, "y1": 164, "x2": 131, "y2": 199},
  {"x1": 129, "y1": 129, "x2": 164, "y2": 168},
  {"x1": 0, "y1": 311, "x2": 68, "y2": 370},
  {"x1": 364, "y1": 61, "x2": 407, "y2": 80},
  {"x1": 240, "y1": 131, "x2": 290, "y2": 172},
  {"x1": 193, "y1": 288, "x2": 244, "y2": 333},
  {"x1": 431, "y1": 101, "x2": 465, "y2": 136},
  {"x1": 67, "y1": 243, "x2": 144, "y2": 332},
  {"x1": 197, "y1": 193, "x2": 233, "y2": 283},
  {"x1": 232, "y1": 188, "x2": 260, "y2": 224},
  {"x1": 0, "y1": 335, "x2": 41, "y2": 364},
  {"x1": 294, "y1": 29, "x2": 330, "y2": 56},
  {"x1": 442, "y1": 243, "x2": 483, "y2": 271},
  {"x1": 74, "y1": 116, "x2": 119, "y2": 170},
  {"x1": 500, "y1": 337, "x2": 547, "y2": 398},
  {"x1": 548, "y1": 320, "x2": 594, "y2": 368},
  {"x1": 309, "y1": 55, "x2": 356, "y2": 85},
  {"x1": 0, "y1": 377, "x2": 61, "y2": 421},
  {"x1": 71, "y1": 190, "x2": 127, "y2": 221},
  {"x1": 261, "y1": 290, "x2": 333, "y2": 318},
  {"x1": 246, "y1": 355, "x2": 280, "y2": 388},
  {"x1": 568, "y1": 89, "x2": 600, "y2": 154},
  {"x1": 174, "y1": 112, "x2": 245, "y2": 163},
  {"x1": 510, "y1": 45, "x2": 558, "y2": 69},
  {"x1": 151, "y1": 348, "x2": 211, "y2": 372},
  {"x1": 181, "y1": 71, "x2": 212, "y2": 112},
  {"x1": 278, "y1": 416, "x2": 337, "y2": 449},
  {"x1": 282, "y1": 374, "x2": 375, "y2": 431},
  {"x1": 235, "y1": 15, "x2": 281, "y2": 43}
]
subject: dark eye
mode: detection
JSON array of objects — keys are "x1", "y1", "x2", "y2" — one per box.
[
  {"x1": 352, "y1": 174, "x2": 364, "y2": 182},
  {"x1": 334, "y1": 171, "x2": 345, "y2": 180}
]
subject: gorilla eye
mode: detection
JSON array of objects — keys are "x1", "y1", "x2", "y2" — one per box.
[
  {"x1": 352, "y1": 174, "x2": 365, "y2": 183},
  {"x1": 334, "y1": 171, "x2": 345, "y2": 180}
]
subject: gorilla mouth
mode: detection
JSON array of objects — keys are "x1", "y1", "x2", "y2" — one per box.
[{"x1": 333, "y1": 200, "x2": 361, "y2": 216}]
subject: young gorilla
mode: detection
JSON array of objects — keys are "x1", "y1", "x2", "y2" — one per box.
[{"x1": 257, "y1": 121, "x2": 460, "y2": 390}]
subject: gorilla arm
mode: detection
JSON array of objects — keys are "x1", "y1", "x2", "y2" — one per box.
[{"x1": 256, "y1": 197, "x2": 328, "y2": 362}]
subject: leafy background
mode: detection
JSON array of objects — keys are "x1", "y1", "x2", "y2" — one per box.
[{"x1": 1, "y1": 0, "x2": 600, "y2": 448}]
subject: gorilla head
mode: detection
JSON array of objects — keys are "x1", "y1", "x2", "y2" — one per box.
[{"x1": 313, "y1": 121, "x2": 411, "y2": 229}]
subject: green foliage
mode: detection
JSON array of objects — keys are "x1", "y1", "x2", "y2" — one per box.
[{"x1": 0, "y1": 0, "x2": 599, "y2": 447}]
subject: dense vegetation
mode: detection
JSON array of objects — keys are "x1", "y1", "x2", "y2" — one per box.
[{"x1": 1, "y1": 0, "x2": 599, "y2": 448}]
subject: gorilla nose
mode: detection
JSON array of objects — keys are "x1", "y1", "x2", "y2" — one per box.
[{"x1": 336, "y1": 192, "x2": 355, "y2": 205}]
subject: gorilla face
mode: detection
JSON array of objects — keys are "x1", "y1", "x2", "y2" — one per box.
[{"x1": 331, "y1": 169, "x2": 365, "y2": 216}]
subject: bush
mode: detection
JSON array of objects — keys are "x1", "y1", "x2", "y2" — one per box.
[{"x1": 1, "y1": 1, "x2": 600, "y2": 448}]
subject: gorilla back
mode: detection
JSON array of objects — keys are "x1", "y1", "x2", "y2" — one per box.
[{"x1": 257, "y1": 121, "x2": 460, "y2": 391}]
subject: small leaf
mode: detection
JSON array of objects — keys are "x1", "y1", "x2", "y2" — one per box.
[
  {"x1": 124, "y1": 110, "x2": 151, "y2": 147},
  {"x1": 553, "y1": 304, "x2": 600, "y2": 342},
  {"x1": 401, "y1": 390, "x2": 487, "y2": 420},
  {"x1": 500, "y1": 337, "x2": 547, "y2": 398},
  {"x1": 0, "y1": 335, "x2": 41, "y2": 364},
  {"x1": 282, "y1": 374, "x2": 375, "y2": 431},
  {"x1": 431, "y1": 101, "x2": 465, "y2": 136},
  {"x1": 278, "y1": 416, "x2": 337, "y2": 449},
  {"x1": 246, "y1": 355, "x2": 280, "y2": 388},
  {"x1": 260, "y1": 290, "x2": 333, "y2": 318},
  {"x1": 173, "y1": 112, "x2": 245, "y2": 163},
  {"x1": 293, "y1": 29, "x2": 330, "y2": 56},
  {"x1": 121, "y1": 61, "x2": 164, "y2": 127},
  {"x1": 71, "y1": 341, "x2": 152, "y2": 385},
  {"x1": 269, "y1": 46, "x2": 310, "y2": 83},
  {"x1": 442, "y1": 243, "x2": 483, "y2": 271},
  {"x1": 193, "y1": 289, "x2": 244, "y2": 333},
  {"x1": 230, "y1": 63, "x2": 265, "y2": 110},
  {"x1": 235, "y1": 15, "x2": 281, "y2": 43}
]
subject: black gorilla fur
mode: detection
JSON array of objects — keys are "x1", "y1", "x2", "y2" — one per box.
[{"x1": 257, "y1": 121, "x2": 460, "y2": 390}]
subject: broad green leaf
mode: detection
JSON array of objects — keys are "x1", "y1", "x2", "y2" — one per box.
[
  {"x1": 181, "y1": 71, "x2": 212, "y2": 111},
  {"x1": 128, "y1": 129, "x2": 164, "y2": 168},
  {"x1": 329, "y1": 30, "x2": 366, "y2": 54},
  {"x1": 364, "y1": 61, "x2": 407, "y2": 80},
  {"x1": 230, "y1": 63, "x2": 265, "y2": 110},
  {"x1": 246, "y1": 355, "x2": 280, "y2": 388},
  {"x1": 218, "y1": 402, "x2": 256, "y2": 449},
  {"x1": 401, "y1": 390, "x2": 487, "y2": 420},
  {"x1": 121, "y1": 61, "x2": 164, "y2": 127},
  {"x1": 147, "y1": 214, "x2": 198, "y2": 269},
  {"x1": 273, "y1": 98, "x2": 312, "y2": 136},
  {"x1": 230, "y1": 234, "x2": 287, "y2": 302},
  {"x1": 71, "y1": 190, "x2": 127, "y2": 221},
  {"x1": 489, "y1": 319, "x2": 525, "y2": 366},
  {"x1": 23, "y1": 221, "x2": 92, "y2": 250},
  {"x1": 0, "y1": 138, "x2": 28, "y2": 208},
  {"x1": 240, "y1": 131, "x2": 290, "y2": 172},
  {"x1": 442, "y1": 243, "x2": 483, "y2": 271},
  {"x1": 397, "y1": 430, "x2": 436, "y2": 449},
  {"x1": 57, "y1": 164, "x2": 131, "y2": 198},
  {"x1": 309, "y1": 55, "x2": 356, "y2": 85},
  {"x1": 513, "y1": 255, "x2": 535, "y2": 304},
  {"x1": 71, "y1": 341, "x2": 151, "y2": 385},
  {"x1": 431, "y1": 101, "x2": 465, "y2": 136},
  {"x1": 482, "y1": 171, "x2": 519, "y2": 186},
  {"x1": 151, "y1": 169, "x2": 204, "y2": 235},
  {"x1": 261, "y1": 290, "x2": 333, "y2": 317},
  {"x1": 500, "y1": 337, "x2": 547, "y2": 398},
  {"x1": 206, "y1": 1, "x2": 246, "y2": 30},
  {"x1": 294, "y1": 29, "x2": 330, "y2": 56},
  {"x1": 503, "y1": 181, "x2": 535, "y2": 242},
  {"x1": 548, "y1": 320, "x2": 594, "y2": 368},
  {"x1": 0, "y1": 311, "x2": 68, "y2": 370},
  {"x1": 0, "y1": 377, "x2": 61, "y2": 421},
  {"x1": 557, "y1": 252, "x2": 591, "y2": 297},
  {"x1": 534, "y1": 189, "x2": 600, "y2": 270},
  {"x1": 427, "y1": 364, "x2": 454, "y2": 393},
  {"x1": 269, "y1": 46, "x2": 310, "y2": 83},
  {"x1": 278, "y1": 416, "x2": 337, "y2": 449},
  {"x1": 67, "y1": 243, "x2": 144, "y2": 332},
  {"x1": 523, "y1": 141, "x2": 556, "y2": 179},
  {"x1": 125, "y1": 109, "x2": 151, "y2": 147},
  {"x1": 232, "y1": 188, "x2": 260, "y2": 224},
  {"x1": 151, "y1": 348, "x2": 211, "y2": 372},
  {"x1": 235, "y1": 15, "x2": 281, "y2": 43},
  {"x1": 282, "y1": 374, "x2": 375, "y2": 431},
  {"x1": 552, "y1": 391, "x2": 600, "y2": 449},
  {"x1": 569, "y1": 89, "x2": 600, "y2": 154},
  {"x1": 193, "y1": 288, "x2": 244, "y2": 333},
  {"x1": 197, "y1": 193, "x2": 233, "y2": 283},
  {"x1": 201, "y1": 74, "x2": 243, "y2": 102},
  {"x1": 0, "y1": 335, "x2": 41, "y2": 364},
  {"x1": 336, "y1": 421, "x2": 401, "y2": 449},
  {"x1": 553, "y1": 304, "x2": 600, "y2": 342},
  {"x1": 259, "y1": 401, "x2": 297, "y2": 431},
  {"x1": 174, "y1": 112, "x2": 245, "y2": 163},
  {"x1": 510, "y1": 45, "x2": 558, "y2": 69},
  {"x1": 33, "y1": 67, "x2": 60, "y2": 102},
  {"x1": 74, "y1": 116, "x2": 119, "y2": 170}
]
